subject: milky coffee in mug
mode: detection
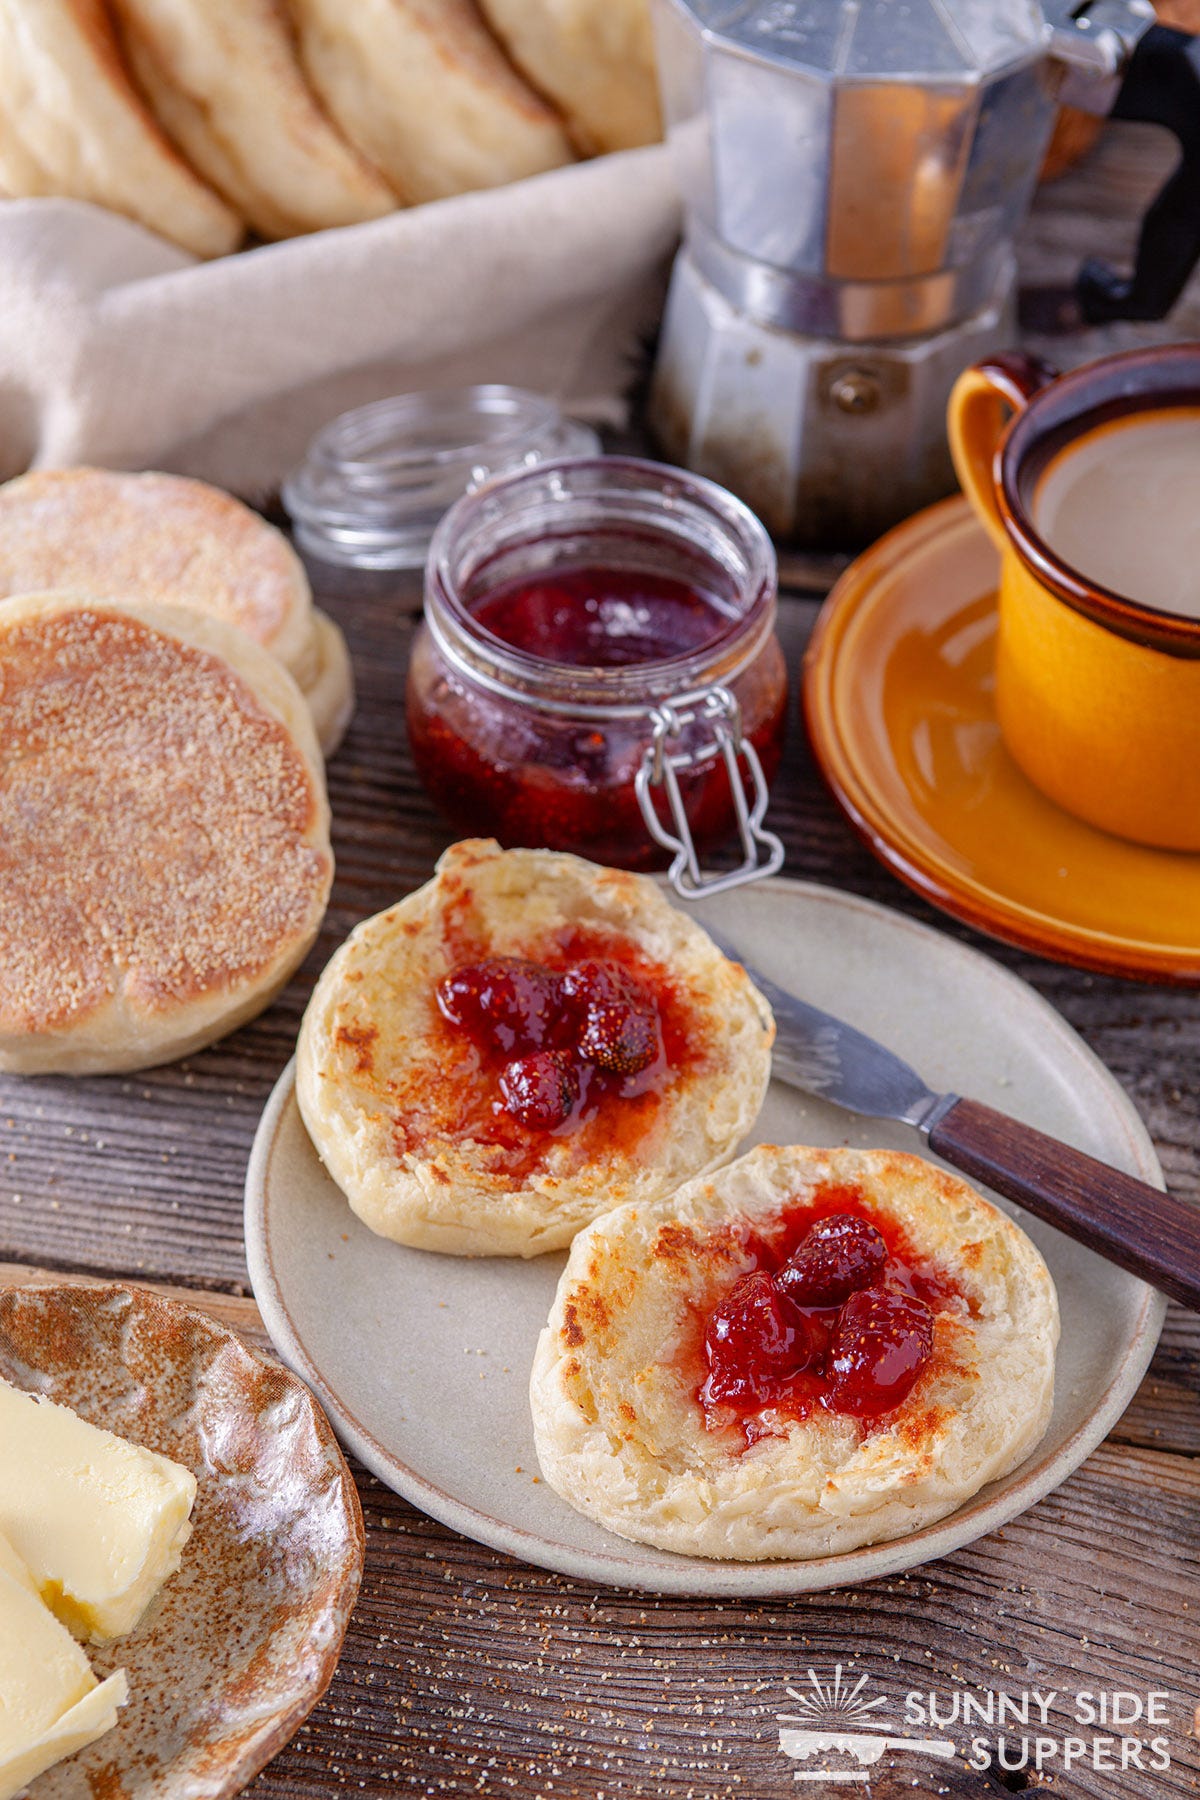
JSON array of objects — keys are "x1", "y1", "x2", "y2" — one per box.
[
  {"x1": 947, "y1": 345, "x2": 1200, "y2": 851},
  {"x1": 1031, "y1": 406, "x2": 1200, "y2": 619}
]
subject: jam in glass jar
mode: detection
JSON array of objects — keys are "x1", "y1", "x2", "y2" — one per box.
[{"x1": 407, "y1": 457, "x2": 787, "y2": 892}]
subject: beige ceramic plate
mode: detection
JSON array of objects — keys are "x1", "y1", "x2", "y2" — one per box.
[
  {"x1": 0, "y1": 1283, "x2": 364, "y2": 1800},
  {"x1": 245, "y1": 877, "x2": 1164, "y2": 1598}
]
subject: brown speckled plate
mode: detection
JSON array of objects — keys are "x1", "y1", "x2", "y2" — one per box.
[{"x1": 0, "y1": 1282, "x2": 364, "y2": 1800}]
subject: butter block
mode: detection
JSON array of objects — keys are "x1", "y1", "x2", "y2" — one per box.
[
  {"x1": 0, "y1": 1527, "x2": 128, "y2": 1800},
  {"x1": 0, "y1": 1377, "x2": 197, "y2": 1643}
]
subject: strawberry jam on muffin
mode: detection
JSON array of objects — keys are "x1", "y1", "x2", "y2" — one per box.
[
  {"x1": 531, "y1": 1142, "x2": 1059, "y2": 1559},
  {"x1": 296, "y1": 841, "x2": 774, "y2": 1257}
]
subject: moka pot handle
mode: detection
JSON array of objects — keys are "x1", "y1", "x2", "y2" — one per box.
[{"x1": 1077, "y1": 25, "x2": 1200, "y2": 323}]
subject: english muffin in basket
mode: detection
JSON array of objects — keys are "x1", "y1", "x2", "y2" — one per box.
[
  {"x1": 0, "y1": 0, "x2": 242, "y2": 258},
  {"x1": 479, "y1": 0, "x2": 661, "y2": 154},
  {"x1": 530, "y1": 1142, "x2": 1059, "y2": 1559},
  {"x1": 109, "y1": 0, "x2": 398, "y2": 238},
  {"x1": 0, "y1": 592, "x2": 333, "y2": 1074},
  {"x1": 291, "y1": 0, "x2": 574, "y2": 204},
  {"x1": 296, "y1": 839, "x2": 774, "y2": 1257}
]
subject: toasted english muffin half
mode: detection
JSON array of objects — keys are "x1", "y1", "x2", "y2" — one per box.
[
  {"x1": 0, "y1": 592, "x2": 333, "y2": 1074},
  {"x1": 296, "y1": 839, "x2": 774, "y2": 1257},
  {"x1": 291, "y1": 0, "x2": 574, "y2": 204},
  {"x1": 478, "y1": 0, "x2": 661, "y2": 155},
  {"x1": 109, "y1": 0, "x2": 397, "y2": 238},
  {"x1": 0, "y1": 469, "x2": 317, "y2": 689},
  {"x1": 531, "y1": 1142, "x2": 1059, "y2": 1560},
  {"x1": 0, "y1": 0, "x2": 242, "y2": 257}
]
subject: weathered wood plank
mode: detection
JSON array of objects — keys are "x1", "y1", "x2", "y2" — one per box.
[{"x1": 242, "y1": 1441, "x2": 1200, "y2": 1800}]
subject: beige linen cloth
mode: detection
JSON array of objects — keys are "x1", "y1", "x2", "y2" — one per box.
[{"x1": 0, "y1": 145, "x2": 680, "y2": 500}]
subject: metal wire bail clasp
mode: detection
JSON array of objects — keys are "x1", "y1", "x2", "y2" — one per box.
[{"x1": 634, "y1": 685, "x2": 785, "y2": 899}]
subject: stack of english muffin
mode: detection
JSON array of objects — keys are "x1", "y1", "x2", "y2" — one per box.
[
  {"x1": 0, "y1": 467, "x2": 347, "y2": 1075},
  {"x1": 0, "y1": 0, "x2": 662, "y2": 257},
  {"x1": 0, "y1": 469, "x2": 354, "y2": 757}
]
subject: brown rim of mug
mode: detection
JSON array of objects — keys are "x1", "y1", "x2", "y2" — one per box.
[{"x1": 996, "y1": 341, "x2": 1200, "y2": 661}]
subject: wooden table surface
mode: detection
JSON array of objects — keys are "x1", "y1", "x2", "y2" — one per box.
[{"x1": 4, "y1": 123, "x2": 1200, "y2": 1800}]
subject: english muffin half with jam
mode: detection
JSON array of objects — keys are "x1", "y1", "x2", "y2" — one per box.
[
  {"x1": 0, "y1": 592, "x2": 332, "y2": 1074},
  {"x1": 531, "y1": 1142, "x2": 1059, "y2": 1559},
  {"x1": 296, "y1": 839, "x2": 774, "y2": 1257}
]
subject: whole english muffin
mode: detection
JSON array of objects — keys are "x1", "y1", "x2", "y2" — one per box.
[
  {"x1": 0, "y1": 469, "x2": 318, "y2": 690},
  {"x1": 290, "y1": 0, "x2": 574, "y2": 204},
  {"x1": 0, "y1": 0, "x2": 242, "y2": 258},
  {"x1": 296, "y1": 839, "x2": 774, "y2": 1257},
  {"x1": 0, "y1": 592, "x2": 333, "y2": 1074},
  {"x1": 109, "y1": 0, "x2": 398, "y2": 239},
  {"x1": 531, "y1": 1142, "x2": 1059, "y2": 1559},
  {"x1": 479, "y1": 0, "x2": 662, "y2": 154}
]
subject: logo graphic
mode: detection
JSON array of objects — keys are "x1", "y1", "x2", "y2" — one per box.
[{"x1": 776, "y1": 1666, "x2": 956, "y2": 1782}]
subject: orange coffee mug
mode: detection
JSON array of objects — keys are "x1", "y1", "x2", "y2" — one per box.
[{"x1": 948, "y1": 343, "x2": 1200, "y2": 852}]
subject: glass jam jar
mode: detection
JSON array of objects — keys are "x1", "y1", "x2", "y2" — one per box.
[{"x1": 407, "y1": 457, "x2": 787, "y2": 894}]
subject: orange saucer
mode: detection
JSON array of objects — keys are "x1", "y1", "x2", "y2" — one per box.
[{"x1": 804, "y1": 494, "x2": 1200, "y2": 984}]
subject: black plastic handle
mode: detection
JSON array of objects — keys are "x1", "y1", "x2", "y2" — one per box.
[{"x1": 1077, "y1": 25, "x2": 1200, "y2": 323}]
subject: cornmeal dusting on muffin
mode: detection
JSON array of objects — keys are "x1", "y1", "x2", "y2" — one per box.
[{"x1": 0, "y1": 608, "x2": 329, "y2": 1034}]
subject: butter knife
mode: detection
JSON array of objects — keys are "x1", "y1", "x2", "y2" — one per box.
[{"x1": 715, "y1": 938, "x2": 1200, "y2": 1313}]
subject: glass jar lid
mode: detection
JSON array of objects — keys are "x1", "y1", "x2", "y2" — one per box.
[{"x1": 282, "y1": 385, "x2": 601, "y2": 570}]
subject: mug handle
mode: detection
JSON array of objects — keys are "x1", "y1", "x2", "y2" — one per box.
[{"x1": 947, "y1": 352, "x2": 1059, "y2": 549}]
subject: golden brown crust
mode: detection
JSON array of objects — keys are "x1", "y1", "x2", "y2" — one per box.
[
  {"x1": 0, "y1": 470, "x2": 314, "y2": 683},
  {"x1": 0, "y1": 592, "x2": 332, "y2": 1073},
  {"x1": 297, "y1": 840, "x2": 774, "y2": 1256},
  {"x1": 531, "y1": 1143, "x2": 1059, "y2": 1559}
]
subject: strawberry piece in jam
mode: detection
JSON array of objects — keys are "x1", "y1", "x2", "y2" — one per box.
[
  {"x1": 437, "y1": 957, "x2": 563, "y2": 1055},
  {"x1": 776, "y1": 1213, "x2": 888, "y2": 1307},
  {"x1": 562, "y1": 959, "x2": 661, "y2": 1075},
  {"x1": 694, "y1": 1188, "x2": 954, "y2": 1433},
  {"x1": 826, "y1": 1288, "x2": 934, "y2": 1417},
  {"x1": 702, "y1": 1272, "x2": 819, "y2": 1405},
  {"x1": 578, "y1": 1000, "x2": 660, "y2": 1075},
  {"x1": 435, "y1": 935, "x2": 681, "y2": 1143},
  {"x1": 559, "y1": 958, "x2": 643, "y2": 1015},
  {"x1": 498, "y1": 1051, "x2": 580, "y2": 1130}
]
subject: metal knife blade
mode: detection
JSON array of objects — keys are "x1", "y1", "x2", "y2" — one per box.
[
  {"x1": 705, "y1": 925, "x2": 1200, "y2": 1313},
  {"x1": 705, "y1": 929, "x2": 957, "y2": 1134}
]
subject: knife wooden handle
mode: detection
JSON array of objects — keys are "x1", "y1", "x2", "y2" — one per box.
[{"x1": 927, "y1": 1097, "x2": 1200, "y2": 1312}]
